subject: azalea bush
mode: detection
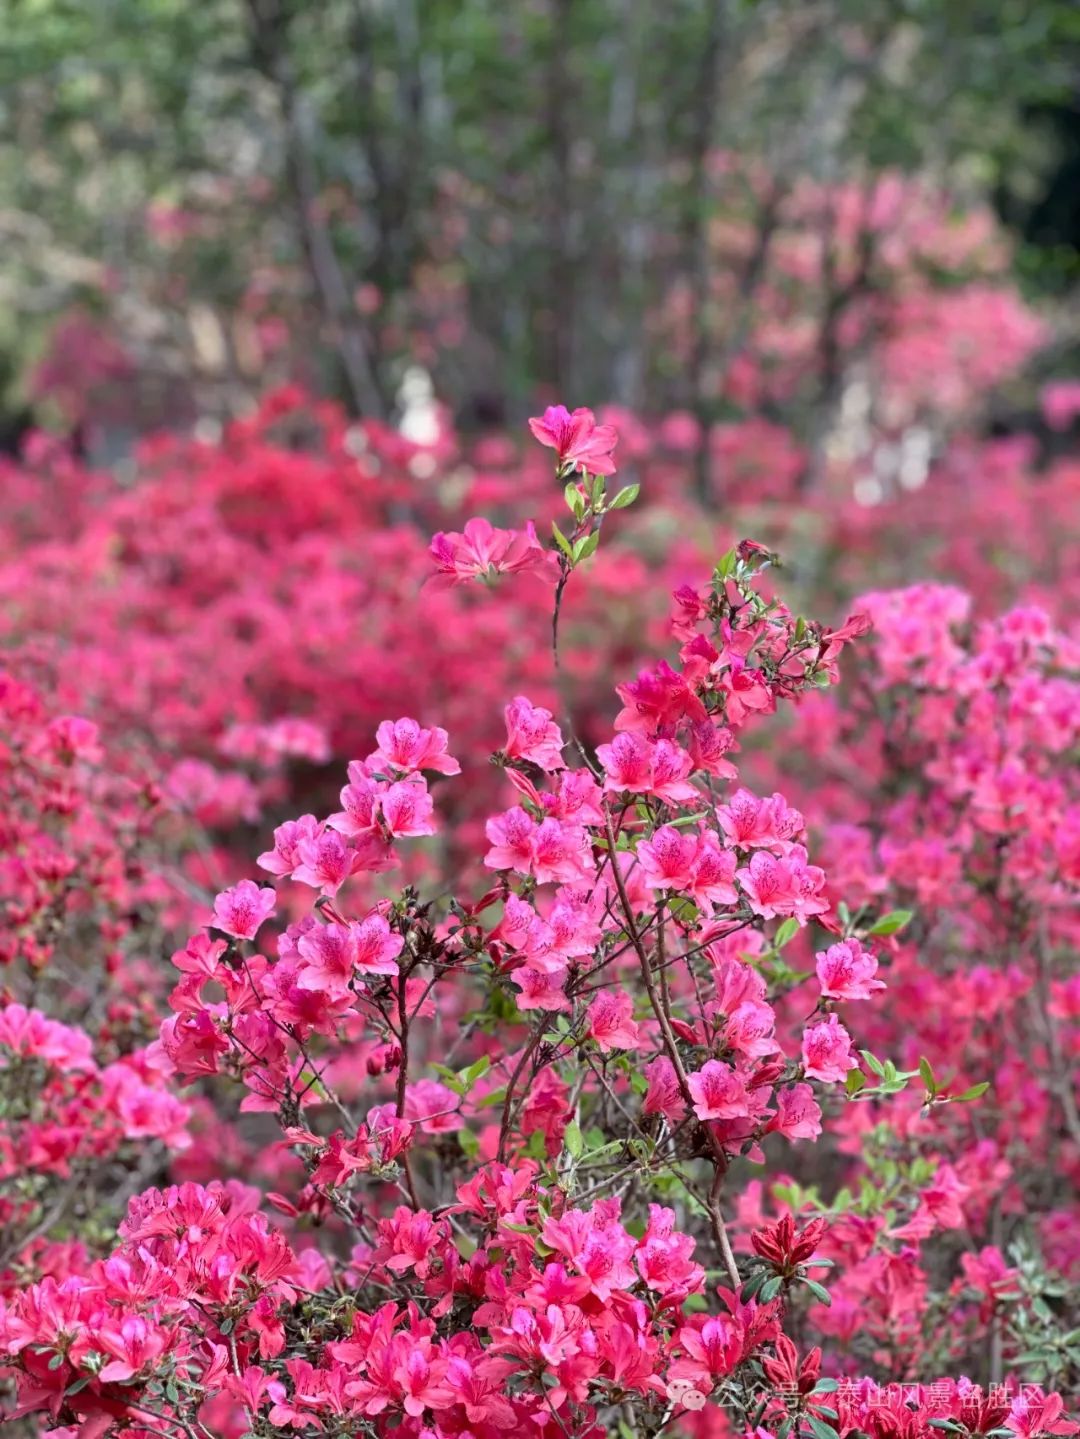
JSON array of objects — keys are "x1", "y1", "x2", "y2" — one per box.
[{"x1": 1, "y1": 404, "x2": 1077, "y2": 1439}]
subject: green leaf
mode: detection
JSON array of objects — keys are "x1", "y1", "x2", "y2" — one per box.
[
  {"x1": 774, "y1": 917, "x2": 800, "y2": 949},
  {"x1": 564, "y1": 481, "x2": 586, "y2": 520},
  {"x1": 572, "y1": 530, "x2": 600, "y2": 563},
  {"x1": 806, "y1": 1416, "x2": 840, "y2": 1439},
  {"x1": 431, "y1": 1062, "x2": 467, "y2": 1094},
  {"x1": 803, "y1": 1278, "x2": 832, "y2": 1305},
  {"x1": 868, "y1": 910, "x2": 913, "y2": 936},
  {"x1": 860, "y1": 1049, "x2": 886, "y2": 1078},
  {"x1": 918, "y1": 1056, "x2": 936, "y2": 1094},
  {"x1": 715, "y1": 547, "x2": 738, "y2": 579},
  {"x1": 582, "y1": 1140, "x2": 623, "y2": 1163},
  {"x1": 760, "y1": 1275, "x2": 783, "y2": 1301},
  {"x1": 610, "y1": 483, "x2": 640, "y2": 509},
  {"x1": 845, "y1": 1069, "x2": 866, "y2": 1096},
  {"x1": 668, "y1": 896, "x2": 701, "y2": 926},
  {"x1": 551, "y1": 522, "x2": 574, "y2": 559},
  {"x1": 741, "y1": 1269, "x2": 768, "y2": 1300},
  {"x1": 949, "y1": 1081, "x2": 991, "y2": 1103},
  {"x1": 564, "y1": 1121, "x2": 584, "y2": 1159},
  {"x1": 461, "y1": 1055, "x2": 491, "y2": 1088}
]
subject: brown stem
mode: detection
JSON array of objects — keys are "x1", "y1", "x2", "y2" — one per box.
[
  {"x1": 602, "y1": 810, "x2": 740, "y2": 1289},
  {"x1": 393, "y1": 969, "x2": 421, "y2": 1209},
  {"x1": 497, "y1": 1021, "x2": 549, "y2": 1164}
]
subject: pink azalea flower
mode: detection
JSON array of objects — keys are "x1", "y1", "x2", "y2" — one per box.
[
  {"x1": 688, "y1": 832, "x2": 739, "y2": 909},
  {"x1": 295, "y1": 916, "x2": 402, "y2": 998},
  {"x1": 405, "y1": 1078, "x2": 463, "y2": 1134},
  {"x1": 687, "y1": 719, "x2": 738, "y2": 779},
  {"x1": 643, "y1": 1055, "x2": 685, "y2": 1121},
  {"x1": 484, "y1": 806, "x2": 538, "y2": 874},
  {"x1": 722, "y1": 999, "x2": 780, "y2": 1060},
  {"x1": 528, "y1": 405, "x2": 618, "y2": 475},
  {"x1": 429, "y1": 517, "x2": 554, "y2": 588},
  {"x1": 598, "y1": 731, "x2": 653, "y2": 792},
  {"x1": 531, "y1": 818, "x2": 594, "y2": 885},
  {"x1": 597, "y1": 732, "x2": 699, "y2": 803},
  {"x1": 768, "y1": 1083, "x2": 823, "y2": 1141},
  {"x1": 379, "y1": 778, "x2": 436, "y2": 838},
  {"x1": 716, "y1": 659, "x2": 774, "y2": 725},
  {"x1": 514, "y1": 965, "x2": 570, "y2": 1012},
  {"x1": 257, "y1": 815, "x2": 322, "y2": 876},
  {"x1": 638, "y1": 825, "x2": 699, "y2": 891},
  {"x1": 737, "y1": 846, "x2": 827, "y2": 921},
  {"x1": 350, "y1": 914, "x2": 405, "y2": 977},
  {"x1": 291, "y1": 830, "x2": 363, "y2": 895},
  {"x1": 503, "y1": 695, "x2": 566, "y2": 772},
  {"x1": 586, "y1": 989, "x2": 641, "y2": 1052},
  {"x1": 717, "y1": 789, "x2": 804, "y2": 852},
  {"x1": 801, "y1": 1015, "x2": 858, "y2": 1083},
  {"x1": 367, "y1": 717, "x2": 460, "y2": 776},
  {"x1": 211, "y1": 880, "x2": 276, "y2": 940},
  {"x1": 815, "y1": 938, "x2": 886, "y2": 1001},
  {"x1": 687, "y1": 1060, "x2": 752, "y2": 1122}
]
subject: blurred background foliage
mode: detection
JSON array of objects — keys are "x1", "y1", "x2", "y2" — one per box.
[{"x1": 0, "y1": 0, "x2": 1078, "y2": 446}]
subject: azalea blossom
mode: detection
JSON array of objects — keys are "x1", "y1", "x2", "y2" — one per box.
[
  {"x1": 211, "y1": 880, "x2": 277, "y2": 940},
  {"x1": 528, "y1": 404, "x2": 618, "y2": 475},
  {"x1": 801, "y1": 1015, "x2": 858, "y2": 1083},
  {"x1": 429, "y1": 517, "x2": 554, "y2": 587},
  {"x1": 816, "y1": 938, "x2": 886, "y2": 1001}
]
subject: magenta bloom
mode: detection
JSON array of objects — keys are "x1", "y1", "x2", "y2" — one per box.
[
  {"x1": 379, "y1": 779, "x2": 437, "y2": 838},
  {"x1": 816, "y1": 938, "x2": 886, "y2": 1001},
  {"x1": 211, "y1": 880, "x2": 276, "y2": 940},
  {"x1": 768, "y1": 1083, "x2": 823, "y2": 1141},
  {"x1": 368, "y1": 717, "x2": 459, "y2": 776},
  {"x1": 528, "y1": 405, "x2": 618, "y2": 475},
  {"x1": 802, "y1": 1014, "x2": 858, "y2": 1084},
  {"x1": 503, "y1": 695, "x2": 566, "y2": 773},
  {"x1": 598, "y1": 732, "x2": 699, "y2": 803},
  {"x1": 295, "y1": 916, "x2": 402, "y2": 998},
  {"x1": 586, "y1": 989, "x2": 641, "y2": 1052},
  {"x1": 429, "y1": 517, "x2": 555, "y2": 588},
  {"x1": 687, "y1": 1060, "x2": 751, "y2": 1122}
]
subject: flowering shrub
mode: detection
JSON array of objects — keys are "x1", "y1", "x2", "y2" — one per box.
[
  {"x1": 772, "y1": 587, "x2": 1080, "y2": 1386},
  {"x1": 1, "y1": 408, "x2": 1075, "y2": 1439},
  {"x1": 0, "y1": 671, "x2": 190, "y2": 1293}
]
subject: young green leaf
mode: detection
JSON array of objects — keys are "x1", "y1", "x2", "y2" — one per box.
[
  {"x1": 948, "y1": 1081, "x2": 991, "y2": 1103},
  {"x1": 868, "y1": 910, "x2": 913, "y2": 936}
]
